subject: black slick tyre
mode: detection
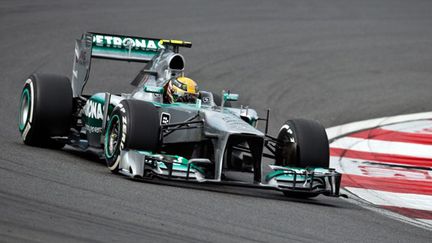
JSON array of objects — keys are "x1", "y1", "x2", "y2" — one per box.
[
  {"x1": 18, "y1": 73, "x2": 73, "y2": 148},
  {"x1": 104, "y1": 99, "x2": 161, "y2": 173},
  {"x1": 275, "y1": 119, "x2": 329, "y2": 168}
]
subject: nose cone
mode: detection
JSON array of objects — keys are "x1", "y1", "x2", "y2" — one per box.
[{"x1": 201, "y1": 109, "x2": 264, "y2": 136}]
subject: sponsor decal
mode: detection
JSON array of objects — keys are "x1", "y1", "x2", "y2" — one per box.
[
  {"x1": 74, "y1": 45, "x2": 89, "y2": 65},
  {"x1": 119, "y1": 103, "x2": 127, "y2": 150},
  {"x1": 25, "y1": 79, "x2": 34, "y2": 123},
  {"x1": 85, "y1": 124, "x2": 102, "y2": 133},
  {"x1": 22, "y1": 123, "x2": 31, "y2": 141},
  {"x1": 84, "y1": 100, "x2": 104, "y2": 120},
  {"x1": 221, "y1": 116, "x2": 256, "y2": 131},
  {"x1": 161, "y1": 112, "x2": 170, "y2": 125},
  {"x1": 92, "y1": 34, "x2": 165, "y2": 51}
]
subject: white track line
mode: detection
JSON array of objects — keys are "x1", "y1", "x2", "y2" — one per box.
[
  {"x1": 330, "y1": 156, "x2": 432, "y2": 179},
  {"x1": 326, "y1": 112, "x2": 432, "y2": 140},
  {"x1": 331, "y1": 137, "x2": 432, "y2": 159},
  {"x1": 417, "y1": 219, "x2": 432, "y2": 225},
  {"x1": 345, "y1": 187, "x2": 432, "y2": 211},
  {"x1": 382, "y1": 120, "x2": 432, "y2": 133}
]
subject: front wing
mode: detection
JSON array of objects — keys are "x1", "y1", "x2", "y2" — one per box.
[{"x1": 117, "y1": 150, "x2": 343, "y2": 197}]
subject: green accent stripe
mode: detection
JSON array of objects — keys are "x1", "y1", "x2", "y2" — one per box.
[
  {"x1": 265, "y1": 167, "x2": 330, "y2": 182},
  {"x1": 137, "y1": 152, "x2": 205, "y2": 174},
  {"x1": 18, "y1": 88, "x2": 30, "y2": 132},
  {"x1": 104, "y1": 114, "x2": 120, "y2": 158}
]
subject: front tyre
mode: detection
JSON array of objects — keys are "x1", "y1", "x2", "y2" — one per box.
[
  {"x1": 275, "y1": 119, "x2": 329, "y2": 168},
  {"x1": 104, "y1": 100, "x2": 161, "y2": 173},
  {"x1": 18, "y1": 73, "x2": 73, "y2": 148}
]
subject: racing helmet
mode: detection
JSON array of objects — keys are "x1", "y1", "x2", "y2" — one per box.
[{"x1": 171, "y1": 76, "x2": 198, "y2": 99}]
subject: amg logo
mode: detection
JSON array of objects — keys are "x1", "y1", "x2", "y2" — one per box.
[
  {"x1": 85, "y1": 100, "x2": 103, "y2": 120},
  {"x1": 92, "y1": 35, "x2": 165, "y2": 50}
]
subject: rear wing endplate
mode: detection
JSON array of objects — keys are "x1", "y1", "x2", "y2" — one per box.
[{"x1": 71, "y1": 32, "x2": 191, "y2": 97}]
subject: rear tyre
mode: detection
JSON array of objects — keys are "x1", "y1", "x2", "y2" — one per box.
[
  {"x1": 275, "y1": 119, "x2": 329, "y2": 168},
  {"x1": 18, "y1": 73, "x2": 73, "y2": 148},
  {"x1": 104, "y1": 100, "x2": 161, "y2": 173}
]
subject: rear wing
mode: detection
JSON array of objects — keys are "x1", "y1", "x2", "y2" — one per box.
[{"x1": 71, "y1": 32, "x2": 191, "y2": 97}]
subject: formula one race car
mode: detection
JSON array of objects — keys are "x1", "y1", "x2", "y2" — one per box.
[{"x1": 18, "y1": 32, "x2": 342, "y2": 198}]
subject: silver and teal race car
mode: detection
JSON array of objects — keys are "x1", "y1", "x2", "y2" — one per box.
[{"x1": 18, "y1": 32, "x2": 342, "y2": 198}]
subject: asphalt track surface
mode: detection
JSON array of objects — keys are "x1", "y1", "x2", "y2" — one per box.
[{"x1": 1, "y1": 0, "x2": 432, "y2": 242}]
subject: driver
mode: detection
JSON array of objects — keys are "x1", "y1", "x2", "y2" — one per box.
[{"x1": 164, "y1": 76, "x2": 198, "y2": 103}]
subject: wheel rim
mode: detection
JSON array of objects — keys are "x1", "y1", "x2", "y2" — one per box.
[
  {"x1": 280, "y1": 124, "x2": 296, "y2": 143},
  {"x1": 276, "y1": 124, "x2": 297, "y2": 165},
  {"x1": 19, "y1": 88, "x2": 31, "y2": 131},
  {"x1": 105, "y1": 115, "x2": 121, "y2": 159}
]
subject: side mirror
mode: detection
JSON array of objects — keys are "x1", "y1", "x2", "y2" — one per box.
[
  {"x1": 144, "y1": 85, "x2": 164, "y2": 94},
  {"x1": 223, "y1": 92, "x2": 239, "y2": 102},
  {"x1": 221, "y1": 91, "x2": 239, "y2": 109}
]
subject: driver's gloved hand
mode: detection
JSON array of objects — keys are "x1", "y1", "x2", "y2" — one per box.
[{"x1": 177, "y1": 94, "x2": 197, "y2": 103}]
